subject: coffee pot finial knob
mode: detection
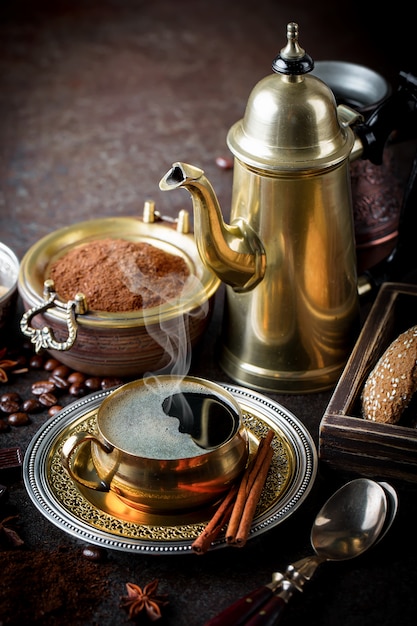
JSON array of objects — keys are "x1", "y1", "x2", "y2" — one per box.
[
  {"x1": 272, "y1": 22, "x2": 314, "y2": 75},
  {"x1": 281, "y1": 22, "x2": 304, "y2": 60}
]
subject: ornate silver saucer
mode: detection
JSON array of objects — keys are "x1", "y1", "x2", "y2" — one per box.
[{"x1": 23, "y1": 384, "x2": 317, "y2": 554}]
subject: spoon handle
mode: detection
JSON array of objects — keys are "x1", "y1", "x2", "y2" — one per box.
[
  {"x1": 203, "y1": 586, "x2": 274, "y2": 625},
  {"x1": 243, "y1": 595, "x2": 287, "y2": 625}
]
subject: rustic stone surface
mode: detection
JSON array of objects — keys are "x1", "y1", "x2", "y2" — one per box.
[
  {"x1": 0, "y1": 3, "x2": 416, "y2": 626},
  {"x1": 0, "y1": 0, "x2": 398, "y2": 262}
]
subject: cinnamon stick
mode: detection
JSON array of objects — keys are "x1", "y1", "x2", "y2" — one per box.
[
  {"x1": 191, "y1": 429, "x2": 275, "y2": 554},
  {"x1": 191, "y1": 483, "x2": 239, "y2": 554},
  {"x1": 234, "y1": 444, "x2": 274, "y2": 546},
  {"x1": 223, "y1": 467, "x2": 249, "y2": 543},
  {"x1": 245, "y1": 429, "x2": 274, "y2": 493},
  {"x1": 226, "y1": 429, "x2": 274, "y2": 546}
]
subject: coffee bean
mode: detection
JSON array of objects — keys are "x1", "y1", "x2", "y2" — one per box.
[
  {"x1": 215, "y1": 155, "x2": 234, "y2": 170},
  {"x1": 82, "y1": 545, "x2": 107, "y2": 561},
  {"x1": 48, "y1": 405, "x2": 63, "y2": 416},
  {"x1": 0, "y1": 399, "x2": 21, "y2": 414},
  {"x1": 39, "y1": 392, "x2": 58, "y2": 407},
  {"x1": 84, "y1": 377, "x2": 102, "y2": 392},
  {"x1": 7, "y1": 412, "x2": 30, "y2": 426},
  {"x1": 68, "y1": 383, "x2": 87, "y2": 397},
  {"x1": 49, "y1": 374, "x2": 70, "y2": 390},
  {"x1": 51, "y1": 364, "x2": 71, "y2": 378},
  {"x1": 31, "y1": 380, "x2": 57, "y2": 396},
  {"x1": 1, "y1": 392, "x2": 21, "y2": 404},
  {"x1": 67, "y1": 372, "x2": 86, "y2": 385},
  {"x1": 22, "y1": 398, "x2": 43, "y2": 414},
  {"x1": 101, "y1": 377, "x2": 124, "y2": 390},
  {"x1": 44, "y1": 358, "x2": 61, "y2": 371},
  {"x1": 29, "y1": 355, "x2": 45, "y2": 369}
]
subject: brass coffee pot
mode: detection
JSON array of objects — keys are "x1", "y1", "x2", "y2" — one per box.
[{"x1": 160, "y1": 22, "x2": 417, "y2": 394}]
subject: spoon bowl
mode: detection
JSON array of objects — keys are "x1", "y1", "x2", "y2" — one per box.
[{"x1": 311, "y1": 478, "x2": 387, "y2": 561}]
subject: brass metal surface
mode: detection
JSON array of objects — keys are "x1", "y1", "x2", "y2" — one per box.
[
  {"x1": 159, "y1": 24, "x2": 361, "y2": 393},
  {"x1": 23, "y1": 384, "x2": 317, "y2": 553},
  {"x1": 57, "y1": 411, "x2": 265, "y2": 528},
  {"x1": 219, "y1": 157, "x2": 361, "y2": 393},
  {"x1": 61, "y1": 376, "x2": 249, "y2": 513},
  {"x1": 227, "y1": 74, "x2": 353, "y2": 170},
  {"x1": 161, "y1": 155, "x2": 360, "y2": 393},
  {"x1": 159, "y1": 162, "x2": 266, "y2": 292}
]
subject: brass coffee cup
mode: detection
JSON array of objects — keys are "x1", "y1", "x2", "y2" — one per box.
[{"x1": 61, "y1": 376, "x2": 249, "y2": 513}]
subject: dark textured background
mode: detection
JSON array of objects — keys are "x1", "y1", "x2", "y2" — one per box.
[{"x1": 1, "y1": 1, "x2": 417, "y2": 625}]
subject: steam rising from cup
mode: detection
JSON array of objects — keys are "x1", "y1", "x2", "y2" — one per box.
[
  {"x1": 119, "y1": 256, "x2": 209, "y2": 378},
  {"x1": 118, "y1": 253, "x2": 212, "y2": 442}
]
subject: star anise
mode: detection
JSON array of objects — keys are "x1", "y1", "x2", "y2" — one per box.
[
  {"x1": 120, "y1": 579, "x2": 168, "y2": 622},
  {"x1": 0, "y1": 347, "x2": 18, "y2": 383}
]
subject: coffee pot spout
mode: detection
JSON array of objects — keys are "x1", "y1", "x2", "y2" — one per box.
[{"x1": 159, "y1": 162, "x2": 266, "y2": 292}]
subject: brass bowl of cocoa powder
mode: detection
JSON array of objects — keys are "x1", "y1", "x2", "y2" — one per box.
[{"x1": 18, "y1": 211, "x2": 220, "y2": 377}]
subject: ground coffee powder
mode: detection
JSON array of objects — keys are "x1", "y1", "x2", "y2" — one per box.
[
  {"x1": 48, "y1": 238, "x2": 190, "y2": 313},
  {"x1": 0, "y1": 546, "x2": 113, "y2": 625}
]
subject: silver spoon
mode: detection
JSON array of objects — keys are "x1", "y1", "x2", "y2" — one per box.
[
  {"x1": 375, "y1": 481, "x2": 398, "y2": 544},
  {"x1": 204, "y1": 478, "x2": 397, "y2": 626}
]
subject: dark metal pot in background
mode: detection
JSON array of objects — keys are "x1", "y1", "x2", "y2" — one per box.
[{"x1": 312, "y1": 61, "x2": 403, "y2": 274}]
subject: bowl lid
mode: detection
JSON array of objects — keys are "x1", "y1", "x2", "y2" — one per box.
[{"x1": 18, "y1": 216, "x2": 220, "y2": 328}]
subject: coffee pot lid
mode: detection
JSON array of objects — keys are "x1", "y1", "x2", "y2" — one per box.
[{"x1": 227, "y1": 22, "x2": 354, "y2": 171}]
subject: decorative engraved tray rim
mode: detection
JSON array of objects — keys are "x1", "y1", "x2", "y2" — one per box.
[{"x1": 23, "y1": 384, "x2": 317, "y2": 555}]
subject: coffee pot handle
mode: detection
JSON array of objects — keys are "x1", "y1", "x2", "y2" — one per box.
[
  {"x1": 61, "y1": 431, "x2": 113, "y2": 492},
  {"x1": 355, "y1": 70, "x2": 417, "y2": 166}
]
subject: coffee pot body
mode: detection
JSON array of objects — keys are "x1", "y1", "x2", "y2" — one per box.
[{"x1": 221, "y1": 155, "x2": 360, "y2": 393}]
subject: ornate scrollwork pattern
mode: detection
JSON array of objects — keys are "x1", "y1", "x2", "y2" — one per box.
[{"x1": 20, "y1": 292, "x2": 78, "y2": 353}]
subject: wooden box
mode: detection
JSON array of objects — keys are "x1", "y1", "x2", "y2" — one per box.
[{"x1": 319, "y1": 282, "x2": 417, "y2": 484}]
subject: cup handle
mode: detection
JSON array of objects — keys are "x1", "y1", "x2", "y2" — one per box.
[{"x1": 61, "y1": 431, "x2": 113, "y2": 492}]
